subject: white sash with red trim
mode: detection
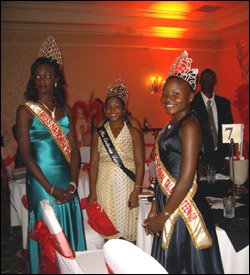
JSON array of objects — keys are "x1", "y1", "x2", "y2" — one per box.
[
  {"x1": 155, "y1": 144, "x2": 212, "y2": 250},
  {"x1": 24, "y1": 101, "x2": 71, "y2": 163}
]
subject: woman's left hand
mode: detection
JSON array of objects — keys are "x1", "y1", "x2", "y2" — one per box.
[
  {"x1": 55, "y1": 184, "x2": 75, "y2": 204},
  {"x1": 66, "y1": 184, "x2": 76, "y2": 196},
  {"x1": 128, "y1": 189, "x2": 139, "y2": 209}
]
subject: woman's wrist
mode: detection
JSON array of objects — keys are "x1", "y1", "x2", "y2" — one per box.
[
  {"x1": 50, "y1": 186, "x2": 55, "y2": 196},
  {"x1": 160, "y1": 209, "x2": 171, "y2": 220},
  {"x1": 69, "y1": 181, "x2": 77, "y2": 193}
]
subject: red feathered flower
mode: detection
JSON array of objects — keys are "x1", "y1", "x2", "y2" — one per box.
[
  {"x1": 233, "y1": 83, "x2": 249, "y2": 157},
  {"x1": 72, "y1": 100, "x2": 88, "y2": 125}
]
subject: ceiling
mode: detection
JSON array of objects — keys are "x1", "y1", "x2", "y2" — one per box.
[{"x1": 1, "y1": 1, "x2": 249, "y2": 40}]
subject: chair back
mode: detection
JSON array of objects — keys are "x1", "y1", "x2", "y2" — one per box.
[
  {"x1": 40, "y1": 199, "x2": 84, "y2": 274},
  {"x1": 103, "y1": 239, "x2": 168, "y2": 274},
  {"x1": 40, "y1": 199, "x2": 108, "y2": 274}
]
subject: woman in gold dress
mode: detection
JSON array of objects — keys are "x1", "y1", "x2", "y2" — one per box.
[{"x1": 88, "y1": 78, "x2": 144, "y2": 242}]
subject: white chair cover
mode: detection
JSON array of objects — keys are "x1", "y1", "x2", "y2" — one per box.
[
  {"x1": 40, "y1": 199, "x2": 108, "y2": 274},
  {"x1": 84, "y1": 220, "x2": 105, "y2": 250},
  {"x1": 80, "y1": 146, "x2": 90, "y2": 163},
  {"x1": 103, "y1": 239, "x2": 168, "y2": 274}
]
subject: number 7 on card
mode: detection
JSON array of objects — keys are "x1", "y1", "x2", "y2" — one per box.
[{"x1": 222, "y1": 124, "x2": 244, "y2": 143}]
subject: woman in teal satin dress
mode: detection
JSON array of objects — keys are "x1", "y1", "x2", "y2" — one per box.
[{"x1": 16, "y1": 44, "x2": 86, "y2": 273}]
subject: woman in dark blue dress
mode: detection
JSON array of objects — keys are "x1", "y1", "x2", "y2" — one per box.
[{"x1": 143, "y1": 51, "x2": 224, "y2": 274}]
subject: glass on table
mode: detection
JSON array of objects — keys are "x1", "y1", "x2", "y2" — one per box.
[
  {"x1": 223, "y1": 196, "x2": 236, "y2": 218},
  {"x1": 206, "y1": 165, "x2": 216, "y2": 184},
  {"x1": 229, "y1": 158, "x2": 249, "y2": 195}
]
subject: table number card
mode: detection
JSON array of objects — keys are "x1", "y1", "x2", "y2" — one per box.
[{"x1": 222, "y1": 124, "x2": 244, "y2": 144}]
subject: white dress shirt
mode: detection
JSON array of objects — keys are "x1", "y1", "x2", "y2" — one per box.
[{"x1": 201, "y1": 91, "x2": 218, "y2": 150}]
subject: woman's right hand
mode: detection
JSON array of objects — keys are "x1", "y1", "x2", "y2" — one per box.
[
  {"x1": 51, "y1": 186, "x2": 72, "y2": 203},
  {"x1": 142, "y1": 208, "x2": 157, "y2": 235},
  {"x1": 88, "y1": 192, "x2": 97, "y2": 204}
]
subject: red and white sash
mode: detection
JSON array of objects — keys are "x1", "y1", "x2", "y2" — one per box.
[
  {"x1": 155, "y1": 144, "x2": 212, "y2": 249},
  {"x1": 24, "y1": 101, "x2": 71, "y2": 163}
]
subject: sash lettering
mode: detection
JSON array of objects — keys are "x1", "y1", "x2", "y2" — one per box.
[
  {"x1": 155, "y1": 143, "x2": 212, "y2": 250},
  {"x1": 97, "y1": 125, "x2": 136, "y2": 182},
  {"x1": 24, "y1": 102, "x2": 71, "y2": 163}
]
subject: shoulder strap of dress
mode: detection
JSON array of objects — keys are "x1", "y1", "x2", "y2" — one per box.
[
  {"x1": 24, "y1": 101, "x2": 71, "y2": 163},
  {"x1": 97, "y1": 125, "x2": 136, "y2": 182}
]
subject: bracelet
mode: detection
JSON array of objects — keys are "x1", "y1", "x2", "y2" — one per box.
[
  {"x1": 163, "y1": 210, "x2": 170, "y2": 217},
  {"x1": 135, "y1": 185, "x2": 142, "y2": 188},
  {"x1": 69, "y1": 181, "x2": 77, "y2": 192},
  {"x1": 50, "y1": 186, "x2": 55, "y2": 196}
]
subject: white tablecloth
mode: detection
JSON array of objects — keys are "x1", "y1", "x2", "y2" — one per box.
[
  {"x1": 136, "y1": 199, "x2": 249, "y2": 274},
  {"x1": 136, "y1": 200, "x2": 153, "y2": 254},
  {"x1": 216, "y1": 226, "x2": 249, "y2": 274},
  {"x1": 78, "y1": 172, "x2": 90, "y2": 220},
  {"x1": 9, "y1": 178, "x2": 28, "y2": 249}
]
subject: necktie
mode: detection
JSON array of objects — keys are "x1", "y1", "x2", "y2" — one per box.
[{"x1": 207, "y1": 100, "x2": 218, "y2": 149}]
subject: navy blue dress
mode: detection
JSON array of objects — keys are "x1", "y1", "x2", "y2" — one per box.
[{"x1": 151, "y1": 112, "x2": 224, "y2": 274}]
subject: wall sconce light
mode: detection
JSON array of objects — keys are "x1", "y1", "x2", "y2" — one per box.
[{"x1": 151, "y1": 76, "x2": 164, "y2": 94}]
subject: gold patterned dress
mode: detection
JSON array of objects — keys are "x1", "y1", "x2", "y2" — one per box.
[{"x1": 96, "y1": 122, "x2": 138, "y2": 241}]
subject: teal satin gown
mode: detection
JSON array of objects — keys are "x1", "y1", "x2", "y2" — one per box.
[{"x1": 27, "y1": 115, "x2": 86, "y2": 274}]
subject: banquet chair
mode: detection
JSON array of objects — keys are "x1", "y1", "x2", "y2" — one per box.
[
  {"x1": 40, "y1": 199, "x2": 108, "y2": 274},
  {"x1": 103, "y1": 239, "x2": 168, "y2": 274}
]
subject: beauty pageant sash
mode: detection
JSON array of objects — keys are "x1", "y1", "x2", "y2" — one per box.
[
  {"x1": 97, "y1": 125, "x2": 136, "y2": 182},
  {"x1": 155, "y1": 144, "x2": 212, "y2": 250},
  {"x1": 24, "y1": 101, "x2": 71, "y2": 163}
]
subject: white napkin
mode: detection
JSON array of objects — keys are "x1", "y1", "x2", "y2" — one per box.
[
  {"x1": 199, "y1": 174, "x2": 230, "y2": 181},
  {"x1": 206, "y1": 197, "x2": 245, "y2": 209},
  {"x1": 215, "y1": 174, "x2": 230, "y2": 180}
]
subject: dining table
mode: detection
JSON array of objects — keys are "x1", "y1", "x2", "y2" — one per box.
[{"x1": 136, "y1": 176, "x2": 249, "y2": 274}]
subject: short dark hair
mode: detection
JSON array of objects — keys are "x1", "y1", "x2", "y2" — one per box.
[
  {"x1": 24, "y1": 57, "x2": 67, "y2": 107},
  {"x1": 200, "y1": 68, "x2": 217, "y2": 81},
  {"x1": 103, "y1": 95, "x2": 130, "y2": 124}
]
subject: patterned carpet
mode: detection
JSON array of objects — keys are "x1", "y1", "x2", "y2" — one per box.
[{"x1": 1, "y1": 189, "x2": 28, "y2": 274}]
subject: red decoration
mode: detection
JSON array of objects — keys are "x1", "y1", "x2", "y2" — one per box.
[
  {"x1": 105, "y1": 262, "x2": 115, "y2": 274},
  {"x1": 28, "y1": 220, "x2": 75, "y2": 274},
  {"x1": 81, "y1": 198, "x2": 119, "y2": 236},
  {"x1": 21, "y1": 195, "x2": 29, "y2": 210},
  {"x1": 233, "y1": 83, "x2": 249, "y2": 158},
  {"x1": 72, "y1": 97, "x2": 104, "y2": 128},
  {"x1": 81, "y1": 162, "x2": 90, "y2": 173}
]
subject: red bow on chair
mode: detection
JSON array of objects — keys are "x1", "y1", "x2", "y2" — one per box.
[
  {"x1": 81, "y1": 198, "x2": 119, "y2": 236},
  {"x1": 29, "y1": 220, "x2": 75, "y2": 274},
  {"x1": 21, "y1": 195, "x2": 29, "y2": 210},
  {"x1": 81, "y1": 162, "x2": 90, "y2": 173}
]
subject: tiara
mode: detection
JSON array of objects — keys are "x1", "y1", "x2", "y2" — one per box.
[
  {"x1": 38, "y1": 35, "x2": 63, "y2": 66},
  {"x1": 168, "y1": 51, "x2": 198, "y2": 90},
  {"x1": 106, "y1": 78, "x2": 128, "y2": 104}
]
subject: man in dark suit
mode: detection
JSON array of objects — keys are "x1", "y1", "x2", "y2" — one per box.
[{"x1": 192, "y1": 68, "x2": 234, "y2": 173}]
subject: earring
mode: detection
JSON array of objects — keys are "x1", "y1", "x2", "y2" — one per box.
[{"x1": 55, "y1": 83, "x2": 57, "y2": 88}]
